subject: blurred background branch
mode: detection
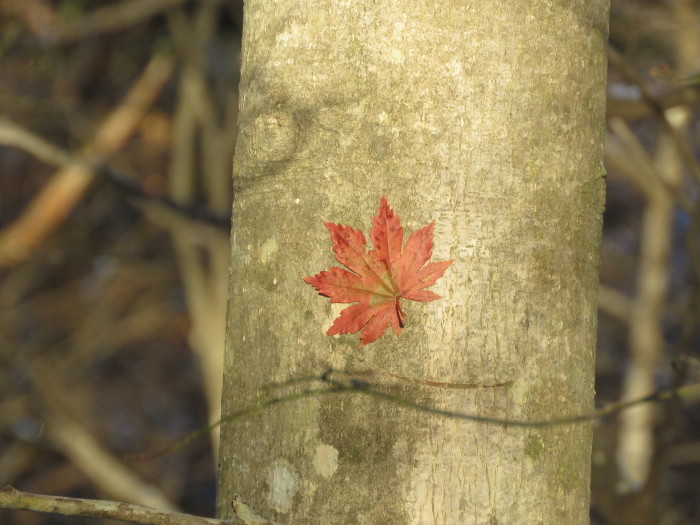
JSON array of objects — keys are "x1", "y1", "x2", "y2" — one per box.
[{"x1": 1, "y1": 1, "x2": 240, "y2": 522}]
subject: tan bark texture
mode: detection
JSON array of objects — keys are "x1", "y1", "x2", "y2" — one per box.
[{"x1": 218, "y1": 1, "x2": 609, "y2": 523}]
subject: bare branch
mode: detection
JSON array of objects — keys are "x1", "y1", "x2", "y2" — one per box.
[
  {"x1": 608, "y1": 47, "x2": 700, "y2": 186},
  {"x1": 0, "y1": 53, "x2": 173, "y2": 267},
  {"x1": 0, "y1": 485, "x2": 241, "y2": 525}
]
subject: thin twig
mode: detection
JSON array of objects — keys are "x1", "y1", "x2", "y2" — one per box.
[
  {"x1": 134, "y1": 370, "x2": 700, "y2": 461},
  {"x1": 322, "y1": 371, "x2": 700, "y2": 428},
  {"x1": 0, "y1": 485, "x2": 241, "y2": 525}
]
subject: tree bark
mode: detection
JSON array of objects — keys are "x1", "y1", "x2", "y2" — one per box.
[{"x1": 218, "y1": 2, "x2": 609, "y2": 523}]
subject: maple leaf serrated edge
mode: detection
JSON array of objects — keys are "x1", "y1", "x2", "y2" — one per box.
[{"x1": 304, "y1": 196, "x2": 452, "y2": 348}]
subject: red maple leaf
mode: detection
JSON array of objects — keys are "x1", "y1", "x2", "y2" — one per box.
[{"x1": 304, "y1": 196, "x2": 452, "y2": 348}]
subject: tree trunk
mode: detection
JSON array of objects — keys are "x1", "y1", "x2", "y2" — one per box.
[{"x1": 218, "y1": 2, "x2": 609, "y2": 523}]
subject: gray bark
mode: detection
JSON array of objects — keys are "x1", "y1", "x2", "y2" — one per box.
[{"x1": 218, "y1": 2, "x2": 609, "y2": 523}]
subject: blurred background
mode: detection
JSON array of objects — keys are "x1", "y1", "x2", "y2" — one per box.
[{"x1": 0, "y1": 1, "x2": 698, "y2": 524}]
